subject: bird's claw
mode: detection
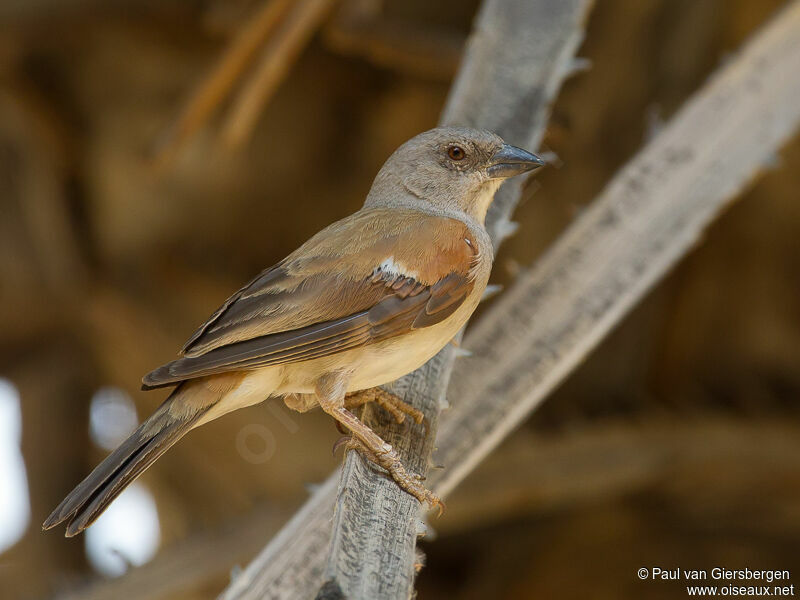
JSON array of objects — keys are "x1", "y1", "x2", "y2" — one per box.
[{"x1": 342, "y1": 437, "x2": 443, "y2": 515}]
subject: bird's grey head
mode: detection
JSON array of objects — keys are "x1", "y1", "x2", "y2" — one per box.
[{"x1": 364, "y1": 126, "x2": 544, "y2": 222}]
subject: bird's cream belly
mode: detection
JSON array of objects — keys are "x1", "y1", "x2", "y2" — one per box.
[
  {"x1": 275, "y1": 296, "x2": 477, "y2": 396},
  {"x1": 346, "y1": 326, "x2": 454, "y2": 391},
  {"x1": 194, "y1": 312, "x2": 465, "y2": 422},
  {"x1": 275, "y1": 324, "x2": 454, "y2": 395}
]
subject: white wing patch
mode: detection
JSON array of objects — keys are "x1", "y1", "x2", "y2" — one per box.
[{"x1": 378, "y1": 257, "x2": 418, "y2": 281}]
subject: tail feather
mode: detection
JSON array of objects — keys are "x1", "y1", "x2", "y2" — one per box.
[{"x1": 43, "y1": 384, "x2": 210, "y2": 537}]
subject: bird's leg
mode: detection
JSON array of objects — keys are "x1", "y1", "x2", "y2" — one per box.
[
  {"x1": 345, "y1": 387, "x2": 426, "y2": 429},
  {"x1": 316, "y1": 376, "x2": 442, "y2": 513}
]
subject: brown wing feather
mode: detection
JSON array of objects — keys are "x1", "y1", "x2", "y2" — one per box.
[
  {"x1": 142, "y1": 209, "x2": 479, "y2": 390},
  {"x1": 180, "y1": 266, "x2": 285, "y2": 354},
  {"x1": 142, "y1": 272, "x2": 473, "y2": 389}
]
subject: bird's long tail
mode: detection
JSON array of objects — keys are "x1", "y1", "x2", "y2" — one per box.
[{"x1": 43, "y1": 382, "x2": 214, "y2": 537}]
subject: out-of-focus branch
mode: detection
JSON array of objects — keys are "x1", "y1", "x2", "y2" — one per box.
[
  {"x1": 55, "y1": 504, "x2": 293, "y2": 600},
  {"x1": 153, "y1": 0, "x2": 295, "y2": 164},
  {"x1": 221, "y1": 1, "x2": 595, "y2": 599},
  {"x1": 439, "y1": 416, "x2": 800, "y2": 537},
  {"x1": 220, "y1": 0, "x2": 336, "y2": 148},
  {"x1": 0, "y1": 84, "x2": 87, "y2": 295},
  {"x1": 323, "y1": 6, "x2": 465, "y2": 80}
]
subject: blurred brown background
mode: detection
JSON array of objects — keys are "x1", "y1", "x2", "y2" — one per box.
[{"x1": 0, "y1": 1, "x2": 798, "y2": 599}]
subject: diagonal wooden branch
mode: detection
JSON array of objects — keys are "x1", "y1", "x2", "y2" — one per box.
[
  {"x1": 220, "y1": 1, "x2": 800, "y2": 598},
  {"x1": 221, "y1": 1, "x2": 594, "y2": 599}
]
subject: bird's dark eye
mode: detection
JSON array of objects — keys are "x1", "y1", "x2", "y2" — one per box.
[{"x1": 447, "y1": 145, "x2": 466, "y2": 161}]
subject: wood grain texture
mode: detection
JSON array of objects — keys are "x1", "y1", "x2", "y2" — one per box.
[{"x1": 221, "y1": 1, "x2": 595, "y2": 599}]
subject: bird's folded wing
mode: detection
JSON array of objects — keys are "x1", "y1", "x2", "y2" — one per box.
[{"x1": 142, "y1": 209, "x2": 480, "y2": 389}]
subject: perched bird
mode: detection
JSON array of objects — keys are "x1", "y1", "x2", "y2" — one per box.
[{"x1": 43, "y1": 127, "x2": 543, "y2": 536}]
